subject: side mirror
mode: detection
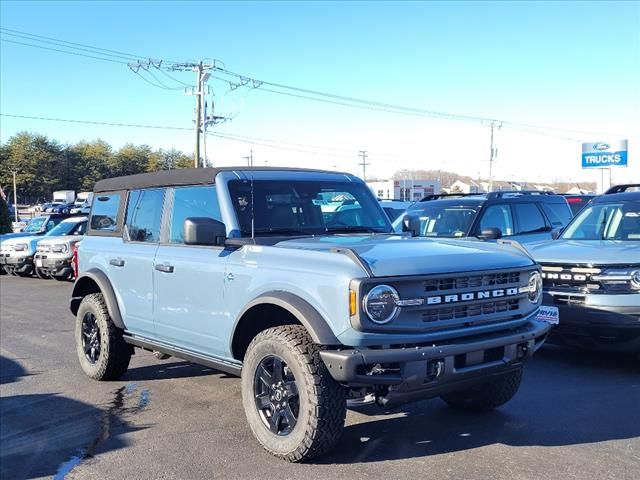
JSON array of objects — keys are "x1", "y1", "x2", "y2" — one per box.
[
  {"x1": 478, "y1": 227, "x2": 503, "y2": 240},
  {"x1": 551, "y1": 228, "x2": 563, "y2": 240},
  {"x1": 184, "y1": 217, "x2": 226, "y2": 246},
  {"x1": 401, "y1": 214, "x2": 421, "y2": 237}
]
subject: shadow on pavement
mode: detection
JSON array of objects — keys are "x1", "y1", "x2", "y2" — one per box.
[
  {"x1": 317, "y1": 346, "x2": 640, "y2": 464},
  {"x1": 0, "y1": 386, "x2": 149, "y2": 480},
  {"x1": 0, "y1": 356, "x2": 33, "y2": 384},
  {"x1": 123, "y1": 360, "x2": 235, "y2": 381}
]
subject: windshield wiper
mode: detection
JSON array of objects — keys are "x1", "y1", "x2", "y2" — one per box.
[
  {"x1": 251, "y1": 227, "x2": 310, "y2": 236},
  {"x1": 324, "y1": 226, "x2": 386, "y2": 234},
  {"x1": 519, "y1": 226, "x2": 552, "y2": 235}
]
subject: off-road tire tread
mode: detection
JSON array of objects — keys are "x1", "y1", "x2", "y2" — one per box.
[
  {"x1": 244, "y1": 325, "x2": 346, "y2": 462},
  {"x1": 441, "y1": 368, "x2": 523, "y2": 412},
  {"x1": 77, "y1": 293, "x2": 131, "y2": 381}
]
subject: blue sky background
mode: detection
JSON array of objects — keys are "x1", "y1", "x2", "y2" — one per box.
[{"x1": 1, "y1": 0, "x2": 639, "y2": 183}]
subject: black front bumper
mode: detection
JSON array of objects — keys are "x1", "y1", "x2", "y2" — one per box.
[
  {"x1": 320, "y1": 320, "x2": 550, "y2": 407},
  {"x1": 0, "y1": 254, "x2": 33, "y2": 273},
  {"x1": 34, "y1": 254, "x2": 73, "y2": 277},
  {"x1": 543, "y1": 293, "x2": 640, "y2": 353}
]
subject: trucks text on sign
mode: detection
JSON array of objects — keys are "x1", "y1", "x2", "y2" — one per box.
[{"x1": 581, "y1": 140, "x2": 628, "y2": 168}]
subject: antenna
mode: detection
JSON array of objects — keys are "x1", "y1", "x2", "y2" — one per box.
[{"x1": 250, "y1": 178, "x2": 255, "y2": 240}]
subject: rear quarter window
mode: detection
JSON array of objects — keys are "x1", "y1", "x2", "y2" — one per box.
[
  {"x1": 90, "y1": 193, "x2": 122, "y2": 234},
  {"x1": 541, "y1": 202, "x2": 573, "y2": 227}
]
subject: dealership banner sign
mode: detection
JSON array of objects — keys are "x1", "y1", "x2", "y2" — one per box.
[{"x1": 582, "y1": 140, "x2": 628, "y2": 168}]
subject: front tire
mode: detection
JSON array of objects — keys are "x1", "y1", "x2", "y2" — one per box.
[
  {"x1": 75, "y1": 293, "x2": 132, "y2": 380},
  {"x1": 441, "y1": 368, "x2": 523, "y2": 412},
  {"x1": 241, "y1": 325, "x2": 346, "y2": 462}
]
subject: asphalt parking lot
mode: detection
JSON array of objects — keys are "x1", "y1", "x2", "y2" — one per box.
[{"x1": 1, "y1": 276, "x2": 639, "y2": 480}]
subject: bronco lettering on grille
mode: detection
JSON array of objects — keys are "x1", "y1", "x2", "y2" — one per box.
[{"x1": 426, "y1": 287, "x2": 520, "y2": 305}]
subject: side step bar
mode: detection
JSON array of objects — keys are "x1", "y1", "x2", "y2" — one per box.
[{"x1": 123, "y1": 334, "x2": 242, "y2": 377}]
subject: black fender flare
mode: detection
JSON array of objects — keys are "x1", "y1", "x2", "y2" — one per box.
[
  {"x1": 233, "y1": 291, "x2": 340, "y2": 346},
  {"x1": 70, "y1": 268, "x2": 126, "y2": 330}
]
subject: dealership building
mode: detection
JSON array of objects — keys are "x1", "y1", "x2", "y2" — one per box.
[{"x1": 367, "y1": 179, "x2": 441, "y2": 201}]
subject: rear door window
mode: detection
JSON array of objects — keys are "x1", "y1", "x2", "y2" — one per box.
[
  {"x1": 479, "y1": 204, "x2": 514, "y2": 236},
  {"x1": 125, "y1": 189, "x2": 165, "y2": 243},
  {"x1": 513, "y1": 203, "x2": 547, "y2": 234},
  {"x1": 90, "y1": 193, "x2": 122, "y2": 233}
]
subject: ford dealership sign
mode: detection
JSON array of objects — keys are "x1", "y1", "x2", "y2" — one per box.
[{"x1": 582, "y1": 140, "x2": 628, "y2": 168}]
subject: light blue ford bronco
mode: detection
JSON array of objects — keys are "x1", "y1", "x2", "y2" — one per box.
[{"x1": 70, "y1": 167, "x2": 550, "y2": 462}]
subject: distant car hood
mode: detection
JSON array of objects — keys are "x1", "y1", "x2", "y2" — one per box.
[
  {"x1": 526, "y1": 240, "x2": 640, "y2": 265},
  {"x1": 275, "y1": 234, "x2": 534, "y2": 277},
  {"x1": 37, "y1": 235, "x2": 82, "y2": 246},
  {"x1": 0, "y1": 232, "x2": 42, "y2": 242}
]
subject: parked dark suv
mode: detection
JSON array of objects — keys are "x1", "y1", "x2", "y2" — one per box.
[{"x1": 394, "y1": 191, "x2": 573, "y2": 243}]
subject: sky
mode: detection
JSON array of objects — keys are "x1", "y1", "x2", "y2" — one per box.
[{"x1": 1, "y1": 0, "x2": 639, "y2": 185}]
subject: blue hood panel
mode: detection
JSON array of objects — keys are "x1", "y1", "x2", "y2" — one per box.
[
  {"x1": 526, "y1": 240, "x2": 640, "y2": 265},
  {"x1": 276, "y1": 235, "x2": 535, "y2": 277}
]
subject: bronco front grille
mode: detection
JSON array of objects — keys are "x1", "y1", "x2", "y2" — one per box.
[
  {"x1": 424, "y1": 272, "x2": 520, "y2": 292},
  {"x1": 353, "y1": 266, "x2": 538, "y2": 334}
]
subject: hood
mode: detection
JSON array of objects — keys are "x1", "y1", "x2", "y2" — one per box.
[
  {"x1": 37, "y1": 235, "x2": 81, "y2": 246},
  {"x1": 0, "y1": 231, "x2": 41, "y2": 242},
  {"x1": 1, "y1": 235, "x2": 42, "y2": 246},
  {"x1": 275, "y1": 234, "x2": 534, "y2": 277},
  {"x1": 526, "y1": 240, "x2": 640, "y2": 265}
]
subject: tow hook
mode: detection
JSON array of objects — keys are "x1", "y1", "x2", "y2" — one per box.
[{"x1": 427, "y1": 359, "x2": 445, "y2": 380}]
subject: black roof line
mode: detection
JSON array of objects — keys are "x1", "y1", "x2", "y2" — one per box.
[
  {"x1": 93, "y1": 167, "x2": 352, "y2": 192},
  {"x1": 420, "y1": 193, "x2": 484, "y2": 202},
  {"x1": 604, "y1": 184, "x2": 640, "y2": 194},
  {"x1": 487, "y1": 190, "x2": 557, "y2": 199}
]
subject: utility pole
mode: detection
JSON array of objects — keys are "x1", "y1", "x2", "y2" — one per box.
[
  {"x1": 12, "y1": 170, "x2": 18, "y2": 221},
  {"x1": 358, "y1": 150, "x2": 369, "y2": 181},
  {"x1": 243, "y1": 150, "x2": 254, "y2": 167},
  {"x1": 488, "y1": 122, "x2": 501, "y2": 192}
]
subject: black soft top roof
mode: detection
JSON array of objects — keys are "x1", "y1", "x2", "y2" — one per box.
[{"x1": 93, "y1": 167, "x2": 343, "y2": 193}]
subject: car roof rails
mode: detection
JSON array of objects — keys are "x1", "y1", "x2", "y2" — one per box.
[
  {"x1": 486, "y1": 190, "x2": 556, "y2": 200},
  {"x1": 420, "y1": 193, "x2": 485, "y2": 202},
  {"x1": 604, "y1": 184, "x2": 640, "y2": 194}
]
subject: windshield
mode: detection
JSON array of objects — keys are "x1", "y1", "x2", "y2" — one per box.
[
  {"x1": 46, "y1": 220, "x2": 85, "y2": 237},
  {"x1": 562, "y1": 201, "x2": 640, "y2": 241},
  {"x1": 392, "y1": 204, "x2": 478, "y2": 237},
  {"x1": 23, "y1": 217, "x2": 46, "y2": 233},
  {"x1": 228, "y1": 179, "x2": 392, "y2": 236}
]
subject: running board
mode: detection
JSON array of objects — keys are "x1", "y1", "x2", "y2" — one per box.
[{"x1": 123, "y1": 334, "x2": 242, "y2": 377}]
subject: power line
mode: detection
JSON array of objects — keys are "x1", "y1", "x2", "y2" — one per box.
[
  {"x1": 0, "y1": 38, "x2": 129, "y2": 64},
  {"x1": 214, "y1": 68, "x2": 634, "y2": 139},
  {"x1": 0, "y1": 27, "x2": 179, "y2": 63},
  {"x1": 0, "y1": 113, "x2": 191, "y2": 130}
]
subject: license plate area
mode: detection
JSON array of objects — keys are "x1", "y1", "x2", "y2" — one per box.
[{"x1": 535, "y1": 305, "x2": 559, "y2": 325}]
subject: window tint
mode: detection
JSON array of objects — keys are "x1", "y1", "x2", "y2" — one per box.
[
  {"x1": 170, "y1": 186, "x2": 221, "y2": 244},
  {"x1": 228, "y1": 180, "x2": 390, "y2": 236},
  {"x1": 125, "y1": 189, "x2": 164, "y2": 242},
  {"x1": 479, "y1": 204, "x2": 514, "y2": 236},
  {"x1": 90, "y1": 193, "x2": 121, "y2": 232},
  {"x1": 514, "y1": 203, "x2": 547, "y2": 234},
  {"x1": 541, "y1": 202, "x2": 573, "y2": 227}
]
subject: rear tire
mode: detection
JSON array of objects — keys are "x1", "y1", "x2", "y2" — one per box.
[
  {"x1": 441, "y1": 368, "x2": 523, "y2": 412},
  {"x1": 241, "y1": 325, "x2": 346, "y2": 462},
  {"x1": 75, "y1": 293, "x2": 132, "y2": 380}
]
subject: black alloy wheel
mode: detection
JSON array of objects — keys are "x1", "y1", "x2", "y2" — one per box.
[
  {"x1": 254, "y1": 355, "x2": 300, "y2": 436},
  {"x1": 81, "y1": 312, "x2": 101, "y2": 364}
]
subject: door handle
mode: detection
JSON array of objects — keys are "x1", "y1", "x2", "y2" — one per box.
[
  {"x1": 109, "y1": 258, "x2": 125, "y2": 267},
  {"x1": 155, "y1": 263, "x2": 175, "y2": 273}
]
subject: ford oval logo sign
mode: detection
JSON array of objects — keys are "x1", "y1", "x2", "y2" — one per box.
[{"x1": 593, "y1": 143, "x2": 610, "y2": 151}]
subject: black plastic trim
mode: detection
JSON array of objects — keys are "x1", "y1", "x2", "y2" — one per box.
[
  {"x1": 123, "y1": 334, "x2": 242, "y2": 376},
  {"x1": 69, "y1": 268, "x2": 125, "y2": 329}
]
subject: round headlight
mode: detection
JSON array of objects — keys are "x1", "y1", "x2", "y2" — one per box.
[
  {"x1": 527, "y1": 271, "x2": 543, "y2": 304},
  {"x1": 631, "y1": 270, "x2": 640, "y2": 289},
  {"x1": 363, "y1": 284, "x2": 400, "y2": 324}
]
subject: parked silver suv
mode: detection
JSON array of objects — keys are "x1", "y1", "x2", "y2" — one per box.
[{"x1": 70, "y1": 168, "x2": 550, "y2": 461}]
